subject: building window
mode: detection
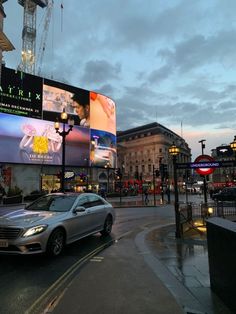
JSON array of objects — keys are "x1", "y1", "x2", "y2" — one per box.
[
  {"x1": 159, "y1": 148, "x2": 162, "y2": 153},
  {"x1": 142, "y1": 165, "x2": 145, "y2": 173},
  {"x1": 130, "y1": 166, "x2": 133, "y2": 173},
  {"x1": 148, "y1": 164, "x2": 151, "y2": 172}
]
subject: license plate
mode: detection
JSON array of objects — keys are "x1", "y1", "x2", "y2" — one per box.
[{"x1": 0, "y1": 240, "x2": 8, "y2": 247}]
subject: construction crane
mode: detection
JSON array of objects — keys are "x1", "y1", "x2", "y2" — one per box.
[
  {"x1": 37, "y1": 0, "x2": 53, "y2": 76},
  {"x1": 18, "y1": 0, "x2": 48, "y2": 75}
]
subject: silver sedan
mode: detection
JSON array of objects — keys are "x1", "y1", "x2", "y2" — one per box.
[{"x1": 0, "y1": 193, "x2": 115, "y2": 256}]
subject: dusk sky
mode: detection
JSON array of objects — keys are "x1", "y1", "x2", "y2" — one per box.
[{"x1": 3, "y1": 0, "x2": 236, "y2": 159}]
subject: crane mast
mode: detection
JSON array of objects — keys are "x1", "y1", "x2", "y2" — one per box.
[
  {"x1": 18, "y1": 0, "x2": 47, "y2": 74},
  {"x1": 37, "y1": 0, "x2": 53, "y2": 76}
]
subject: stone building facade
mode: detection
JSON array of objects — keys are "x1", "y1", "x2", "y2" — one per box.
[{"x1": 117, "y1": 122, "x2": 191, "y2": 191}]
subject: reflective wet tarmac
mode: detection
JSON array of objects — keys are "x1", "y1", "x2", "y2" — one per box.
[{"x1": 146, "y1": 225, "x2": 233, "y2": 314}]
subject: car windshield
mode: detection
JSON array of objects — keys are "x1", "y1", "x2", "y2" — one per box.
[{"x1": 25, "y1": 195, "x2": 77, "y2": 212}]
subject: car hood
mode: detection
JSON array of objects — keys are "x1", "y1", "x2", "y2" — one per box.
[{"x1": 0, "y1": 208, "x2": 67, "y2": 227}]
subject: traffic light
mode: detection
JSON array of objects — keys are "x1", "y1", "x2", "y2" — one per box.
[
  {"x1": 160, "y1": 164, "x2": 168, "y2": 180},
  {"x1": 115, "y1": 168, "x2": 122, "y2": 180}
]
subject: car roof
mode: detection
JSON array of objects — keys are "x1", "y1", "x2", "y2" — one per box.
[{"x1": 46, "y1": 192, "x2": 101, "y2": 197}]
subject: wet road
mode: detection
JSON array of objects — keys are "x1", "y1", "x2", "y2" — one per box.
[{"x1": 0, "y1": 204, "x2": 176, "y2": 314}]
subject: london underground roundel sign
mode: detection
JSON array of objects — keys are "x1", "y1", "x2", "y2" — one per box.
[{"x1": 194, "y1": 154, "x2": 215, "y2": 175}]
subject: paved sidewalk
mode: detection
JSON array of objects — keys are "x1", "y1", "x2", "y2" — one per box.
[{"x1": 138, "y1": 225, "x2": 233, "y2": 314}]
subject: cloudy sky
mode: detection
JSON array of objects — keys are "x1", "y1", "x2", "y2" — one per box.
[{"x1": 3, "y1": 0, "x2": 236, "y2": 159}]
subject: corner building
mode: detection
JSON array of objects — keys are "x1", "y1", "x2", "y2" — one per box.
[{"x1": 117, "y1": 123, "x2": 191, "y2": 192}]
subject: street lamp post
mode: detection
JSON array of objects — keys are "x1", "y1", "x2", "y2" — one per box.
[
  {"x1": 169, "y1": 143, "x2": 182, "y2": 238},
  {"x1": 230, "y1": 136, "x2": 236, "y2": 156},
  {"x1": 84, "y1": 158, "x2": 89, "y2": 190},
  {"x1": 105, "y1": 162, "x2": 111, "y2": 193},
  {"x1": 198, "y1": 139, "x2": 207, "y2": 204},
  {"x1": 118, "y1": 164, "x2": 125, "y2": 205},
  {"x1": 54, "y1": 108, "x2": 74, "y2": 193},
  {"x1": 230, "y1": 136, "x2": 236, "y2": 181},
  {"x1": 152, "y1": 165, "x2": 160, "y2": 206}
]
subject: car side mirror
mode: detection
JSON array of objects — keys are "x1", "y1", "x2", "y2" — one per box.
[{"x1": 73, "y1": 206, "x2": 86, "y2": 213}]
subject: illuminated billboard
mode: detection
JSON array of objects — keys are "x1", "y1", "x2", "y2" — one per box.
[
  {"x1": 0, "y1": 113, "x2": 90, "y2": 166},
  {"x1": 0, "y1": 67, "x2": 116, "y2": 168},
  {"x1": 42, "y1": 78, "x2": 90, "y2": 127},
  {"x1": 0, "y1": 67, "x2": 42, "y2": 118},
  {"x1": 90, "y1": 92, "x2": 116, "y2": 136},
  {"x1": 90, "y1": 129, "x2": 117, "y2": 167}
]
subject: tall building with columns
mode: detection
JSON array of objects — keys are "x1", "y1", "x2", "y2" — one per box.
[{"x1": 117, "y1": 122, "x2": 191, "y2": 190}]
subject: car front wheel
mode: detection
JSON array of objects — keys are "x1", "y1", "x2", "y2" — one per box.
[
  {"x1": 47, "y1": 228, "x2": 65, "y2": 256},
  {"x1": 100, "y1": 215, "x2": 113, "y2": 236}
]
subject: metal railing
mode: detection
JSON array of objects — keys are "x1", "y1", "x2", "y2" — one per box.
[{"x1": 180, "y1": 201, "x2": 236, "y2": 226}]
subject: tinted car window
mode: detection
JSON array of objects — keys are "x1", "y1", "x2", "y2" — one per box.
[
  {"x1": 87, "y1": 194, "x2": 104, "y2": 207},
  {"x1": 26, "y1": 195, "x2": 77, "y2": 212},
  {"x1": 77, "y1": 195, "x2": 90, "y2": 208}
]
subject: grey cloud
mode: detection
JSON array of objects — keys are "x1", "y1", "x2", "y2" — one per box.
[
  {"x1": 99, "y1": 1, "x2": 206, "y2": 49},
  {"x1": 80, "y1": 60, "x2": 121, "y2": 85},
  {"x1": 94, "y1": 84, "x2": 115, "y2": 98},
  {"x1": 216, "y1": 101, "x2": 236, "y2": 110},
  {"x1": 124, "y1": 85, "x2": 157, "y2": 100},
  {"x1": 179, "y1": 84, "x2": 225, "y2": 102},
  {"x1": 147, "y1": 65, "x2": 173, "y2": 83},
  {"x1": 116, "y1": 95, "x2": 155, "y2": 130},
  {"x1": 157, "y1": 31, "x2": 236, "y2": 73}
]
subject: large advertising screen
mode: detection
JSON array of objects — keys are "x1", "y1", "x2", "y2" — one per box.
[
  {"x1": 0, "y1": 113, "x2": 90, "y2": 166},
  {"x1": 0, "y1": 67, "x2": 116, "y2": 168},
  {"x1": 42, "y1": 78, "x2": 90, "y2": 127},
  {"x1": 0, "y1": 67, "x2": 43, "y2": 119}
]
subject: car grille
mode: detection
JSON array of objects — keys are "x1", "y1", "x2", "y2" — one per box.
[{"x1": 0, "y1": 227, "x2": 22, "y2": 239}]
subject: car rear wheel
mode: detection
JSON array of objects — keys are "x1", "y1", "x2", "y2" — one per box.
[
  {"x1": 100, "y1": 215, "x2": 113, "y2": 236},
  {"x1": 47, "y1": 228, "x2": 65, "y2": 256}
]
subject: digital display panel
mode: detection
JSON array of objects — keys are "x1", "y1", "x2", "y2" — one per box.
[
  {"x1": 0, "y1": 113, "x2": 90, "y2": 166},
  {"x1": 0, "y1": 66, "x2": 116, "y2": 167},
  {"x1": 90, "y1": 129, "x2": 116, "y2": 168},
  {"x1": 42, "y1": 78, "x2": 89, "y2": 127},
  {"x1": 0, "y1": 67, "x2": 43, "y2": 118},
  {"x1": 90, "y1": 92, "x2": 116, "y2": 136}
]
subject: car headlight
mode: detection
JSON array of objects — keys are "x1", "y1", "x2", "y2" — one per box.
[{"x1": 22, "y1": 225, "x2": 48, "y2": 237}]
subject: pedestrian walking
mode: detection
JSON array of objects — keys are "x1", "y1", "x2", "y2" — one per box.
[
  {"x1": 144, "y1": 189, "x2": 149, "y2": 205},
  {"x1": 100, "y1": 188, "x2": 106, "y2": 199},
  {"x1": 166, "y1": 186, "x2": 171, "y2": 204},
  {"x1": 0, "y1": 183, "x2": 6, "y2": 204}
]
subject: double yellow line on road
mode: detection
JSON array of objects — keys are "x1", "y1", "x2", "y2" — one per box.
[{"x1": 26, "y1": 241, "x2": 112, "y2": 314}]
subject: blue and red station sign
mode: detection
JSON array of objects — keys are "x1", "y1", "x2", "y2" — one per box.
[{"x1": 176, "y1": 154, "x2": 235, "y2": 175}]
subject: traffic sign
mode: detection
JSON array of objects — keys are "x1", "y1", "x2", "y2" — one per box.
[
  {"x1": 194, "y1": 154, "x2": 215, "y2": 175},
  {"x1": 176, "y1": 160, "x2": 235, "y2": 169}
]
